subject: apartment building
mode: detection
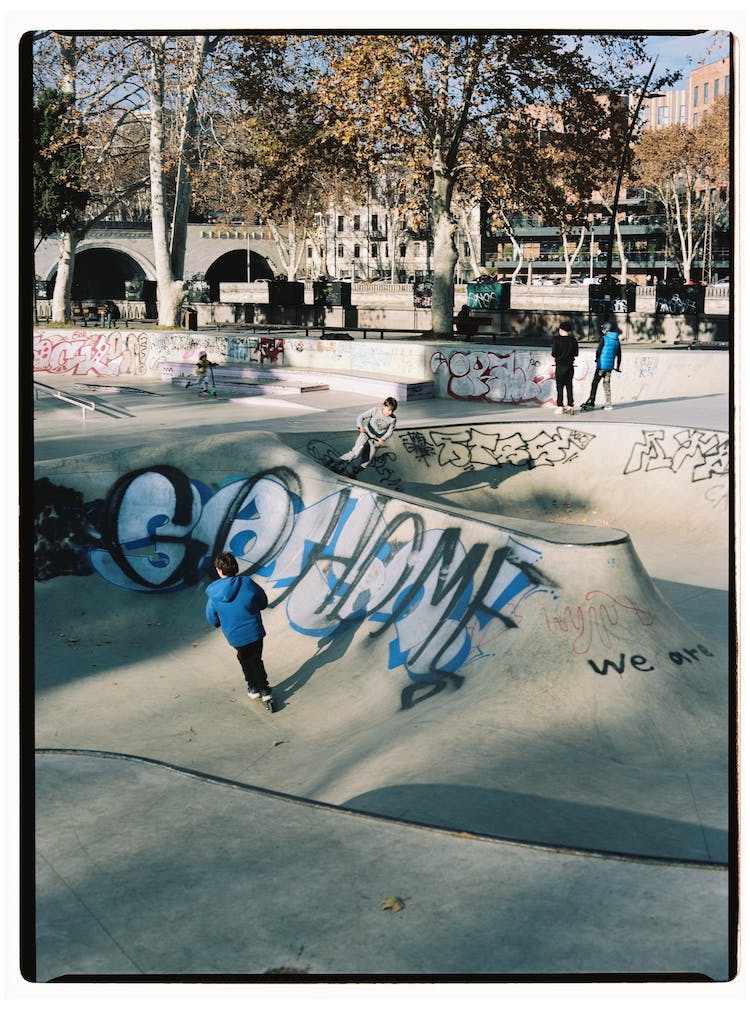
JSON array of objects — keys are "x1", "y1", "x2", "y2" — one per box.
[
  {"x1": 644, "y1": 56, "x2": 730, "y2": 130},
  {"x1": 303, "y1": 203, "x2": 482, "y2": 285}
]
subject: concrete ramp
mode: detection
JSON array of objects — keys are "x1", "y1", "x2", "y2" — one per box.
[{"x1": 34, "y1": 430, "x2": 729, "y2": 864}]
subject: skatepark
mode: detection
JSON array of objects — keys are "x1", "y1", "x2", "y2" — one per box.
[{"x1": 28, "y1": 338, "x2": 734, "y2": 983}]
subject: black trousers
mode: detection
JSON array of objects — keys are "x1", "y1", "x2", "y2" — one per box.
[
  {"x1": 235, "y1": 639, "x2": 270, "y2": 694},
  {"x1": 555, "y1": 366, "x2": 574, "y2": 406}
]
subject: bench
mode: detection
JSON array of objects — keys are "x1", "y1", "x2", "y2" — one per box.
[{"x1": 453, "y1": 314, "x2": 491, "y2": 337}]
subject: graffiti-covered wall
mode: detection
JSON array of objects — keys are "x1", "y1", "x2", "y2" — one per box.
[{"x1": 33, "y1": 328, "x2": 727, "y2": 405}]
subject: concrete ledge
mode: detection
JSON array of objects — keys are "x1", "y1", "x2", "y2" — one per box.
[{"x1": 163, "y1": 361, "x2": 434, "y2": 402}]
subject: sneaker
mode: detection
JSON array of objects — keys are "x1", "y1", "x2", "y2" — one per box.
[
  {"x1": 554, "y1": 406, "x2": 564, "y2": 414},
  {"x1": 359, "y1": 461, "x2": 369, "y2": 469},
  {"x1": 604, "y1": 405, "x2": 613, "y2": 411},
  {"x1": 339, "y1": 453, "x2": 353, "y2": 462},
  {"x1": 260, "y1": 691, "x2": 272, "y2": 703},
  {"x1": 247, "y1": 688, "x2": 261, "y2": 699},
  {"x1": 565, "y1": 406, "x2": 575, "y2": 415}
]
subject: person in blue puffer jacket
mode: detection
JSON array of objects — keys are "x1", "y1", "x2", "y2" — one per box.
[
  {"x1": 581, "y1": 321, "x2": 622, "y2": 411},
  {"x1": 205, "y1": 551, "x2": 272, "y2": 703}
]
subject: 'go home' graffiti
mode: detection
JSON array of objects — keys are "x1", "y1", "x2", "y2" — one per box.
[{"x1": 83, "y1": 465, "x2": 547, "y2": 684}]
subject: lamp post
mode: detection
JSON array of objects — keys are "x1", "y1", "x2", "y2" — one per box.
[{"x1": 603, "y1": 58, "x2": 659, "y2": 309}]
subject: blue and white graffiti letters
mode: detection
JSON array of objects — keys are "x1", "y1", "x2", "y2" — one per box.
[
  {"x1": 88, "y1": 464, "x2": 546, "y2": 680},
  {"x1": 90, "y1": 466, "x2": 301, "y2": 591},
  {"x1": 624, "y1": 428, "x2": 729, "y2": 482}
]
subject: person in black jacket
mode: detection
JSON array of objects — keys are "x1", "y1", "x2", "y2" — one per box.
[{"x1": 551, "y1": 320, "x2": 579, "y2": 414}]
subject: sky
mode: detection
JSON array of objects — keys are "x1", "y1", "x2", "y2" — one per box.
[{"x1": 641, "y1": 29, "x2": 730, "y2": 86}]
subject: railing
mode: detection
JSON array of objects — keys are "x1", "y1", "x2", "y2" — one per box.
[{"x1": 34, "y1": 380, "x2": 96, "y2": 421}]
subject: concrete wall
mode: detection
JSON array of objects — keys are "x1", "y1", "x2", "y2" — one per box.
[{"x1": 33, "y1": 326, "x2": 727, "y2": 406}]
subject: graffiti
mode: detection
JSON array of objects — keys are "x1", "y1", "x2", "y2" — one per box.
[
  {"x1": 400, "y1": 426, "x2": 595, "y2": 472},
  {"x1": 400, "y1": 430, "x2": 438, "y2": 467},
  {"x1": 469, "y1": 289, "x2": 499, "y2": 310},
  {"x1": 635, "y1": 356, "x2": 658, "y2": 380},
  {"x1": 33, "y1": 332, "x2": 126, "y2": 377},
  {"x1": 668, "y1": 643, "x2": 714, "y2": 665},
  {"x1": 39, "y1": 466, "x2": 547, "y2": 686},
  {"x1": 34, "y1": 478, "x2": 102, "y2": 580},
  {"x1": 543, "y1": 590, "x2": 655, "y2": 655},
  {"x1": 587, "y1": 641, "x2": 714, "y2": 677},
  {"x1": 306, "y1": 439, "x2": 402, "y2": 490},
  {"x1": 430, "y1": 348, "x2": 563, "y2": 403},
  {"x1": 656, "y1": 292, "x2": 701, "y2": 315},
  {"x1": 33, "y1": 329, "x2": 272, "y2": 379},
  {"x1": 258, "y1": 337, "x2": 284, "y2": 364},
  {"x1": 624, "y1": 428, "x2": 729, "y2": 482}
]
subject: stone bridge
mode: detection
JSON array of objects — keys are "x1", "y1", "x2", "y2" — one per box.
[{"x1": 35, "y1": 223, "x2": 283, "y2": 301}]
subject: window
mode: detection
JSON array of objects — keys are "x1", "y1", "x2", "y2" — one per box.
[
  {"x1": 353, "y1": 215, "x2": 361, "y2": 230},
  {"x1": 337, "y1": 216, "x2": 344, "y2": 232},
  {"x1": 337, "y1": 243, "x2": 344, "y2": 258},
  {"x1": 463, "y1": 242, "x2": 470, "y2": 256},
  {"x1": 307, "y1": 246, "x2": 312, "y2": 259},
  {"x1": 371, "y1": 243, "x2": 378, "y2": 258},
  {"x1": 353, "y1": 244, "x2": 361, "y2": 259},
  {"x1": 714, "y1": 78, "x2": 720, "y2": 99},
  {"x1": 725, "y1": 75, "x2": 730, "y2": 94},
  {"x1": 693, "y1": 85, "x2": 699, "y2": 106},
  {"x1": 693, "y1": 112, "x2": 699, "y2": 127},
  {"x1": 657, "y1": 105, "x2": 669, "y2": 126},
  {"x1": 399, "y1": 243, "x2": 407, "y2": 258},
  {"x1": 679, "y1": 104, "x2": 687, "y2": 123},
  {"x1": 703, "y1": 82, "x2": 709, "y2": 104},
  {"x1": 371, "y1": 214, "x2": 379, "y2": 231}
]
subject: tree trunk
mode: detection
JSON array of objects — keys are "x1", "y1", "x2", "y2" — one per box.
[
  {"x1": 614, "y1": 219, "x2": 628, "y2": 283},
  {"x1": 50, "y1": 230, "x2": 79, "y2": 323},
  {"x1": 149, "y1": 37, "x2": 186, "y2": 327},
  {"x1": 458, "y1": 202, "x2": 482, "y2": 279},
  {"x1": 170, "y1": 36, "x2": 215, "y2": 283},
  {"x1": 429, "y1": 163, "x2": 457, "y2": 335}
]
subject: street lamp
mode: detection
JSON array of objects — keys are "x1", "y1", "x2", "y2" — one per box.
[{"x1": 603, "y1": 59, "x2": 662, "y2": 305}]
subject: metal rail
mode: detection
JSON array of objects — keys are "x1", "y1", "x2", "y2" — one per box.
[{"x1": 33, "y1": 380, "x2": 96, "y2": 421}]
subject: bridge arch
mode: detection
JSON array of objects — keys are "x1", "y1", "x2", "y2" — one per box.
[
  {"x1": 49, "y1": 243, "x2": 156, "y2": 301},
  {"x1": 203, "y1": 249, "x2": 275, "y2": 300}
]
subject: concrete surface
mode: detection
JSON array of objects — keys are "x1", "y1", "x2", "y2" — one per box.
[{"x1": 27, "y1": 351, "x2": 736, "y2": 984}]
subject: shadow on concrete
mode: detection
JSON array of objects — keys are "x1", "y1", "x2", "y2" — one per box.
[{"x1": 342, "y1": 783, "x2": 728, "y2": 863}]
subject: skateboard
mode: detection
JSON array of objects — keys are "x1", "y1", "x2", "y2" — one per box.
[{"x1": 328, "y1": 459, "x2": 362, "y2": 478}]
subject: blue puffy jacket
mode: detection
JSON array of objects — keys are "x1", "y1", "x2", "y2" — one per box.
[
  {"x1": 205, "y1": 575, "x2": 267, "y2": 647},
  {"x1": 596, "y1": 329, "x2": 622, "y2": 372}
]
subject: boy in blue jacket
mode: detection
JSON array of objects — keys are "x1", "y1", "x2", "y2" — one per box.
[
  {"x1": 581, "y1": 321, "x2": 622, "y2": 411},
  {"x1": 205, "y1": 551, "x2": 272, "y2": 703}
]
